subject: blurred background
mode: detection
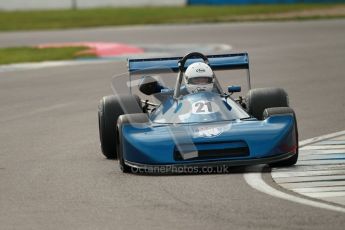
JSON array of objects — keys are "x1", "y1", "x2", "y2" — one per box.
[{"x1": 1, "y1": 0, "x2": 344, "y2": 10}]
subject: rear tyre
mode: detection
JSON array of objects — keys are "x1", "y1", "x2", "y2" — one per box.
[
  {"x1": 263, "y1": 107, "x2": 299, "y2": 167},
  {"x1": 117, "y1": 114, "x2": 149, "y2": 173},
  {"x1": 98, "y1": 95, "x2": 142, "y2": 159},
  {"x1": 246, "y1": 88, "x2": 289, "y2": 120}
]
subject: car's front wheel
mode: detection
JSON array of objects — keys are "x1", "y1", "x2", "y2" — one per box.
[
  {"x1": 116, "y1": 113, "x2": 149, "y2": 173},
  {"x1": 98, "y1": 95, "x2": 142, "y2": 159},
  {"x1": 263, "y1": 107, "x2": 299, "y2": 167},
  {"x1": 246, "y1": 87, "x2": 289, "y2": 120}
]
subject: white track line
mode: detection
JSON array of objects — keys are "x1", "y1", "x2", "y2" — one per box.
[
  {"x1": 244, "y1": 130, "x2": 345, "y2": 213},
  {"x1": 244, "y1": 165, "x2": 345, "y2": 213},
  {"x1": 272, "y1": 170, "x2": 345, "y2": 178},
  {"x1": 274, "y1": 175, "x2": 345, "y2": 183},
  {"x1": 293, "y1": 187, "x2": 345, "y2": 193},
  {"x1": 0, "y1": 59, "x2": 115, "y2": 73},
  {"x1": 301, "y1": 145, "x2": 345, "y2": 150},
  {"x1": 299, "y1": 130, "x2": 345, "y2": 146},
  {"x1": 301, "y1": 191, "x2": 345, "y2": 198}
]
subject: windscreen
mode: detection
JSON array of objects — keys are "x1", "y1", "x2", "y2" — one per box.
[{"x1": 151, "y1": 92, "x2": 249, "y2": 124}]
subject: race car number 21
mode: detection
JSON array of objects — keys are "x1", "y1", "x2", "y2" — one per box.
[{"x1": 192, "y1": 101, "x2": 213, "y2": 114}]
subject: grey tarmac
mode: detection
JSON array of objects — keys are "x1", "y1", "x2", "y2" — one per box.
[{"x1": 0, "y1": 20, "x2": 345, "y2": 230}]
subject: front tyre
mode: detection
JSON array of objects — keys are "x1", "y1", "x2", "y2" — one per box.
[
  {"x1": 264, "y1": 107, "x2": 299, "y2": 167},
  {"x1": 246, "y1": 88, "x2": 289, "y2": 120},
  {"x1": 116, "y1": 126, "x2": 132, "y2": 173},
  {"x1": 98, "y1": 95, "x2": 142, "y2": 159},
  {"x1": 116, "y1": 114, "x2": 150, "y2": 173}
]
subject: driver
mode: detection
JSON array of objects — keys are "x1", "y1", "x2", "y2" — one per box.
[{"x1": 184, "y1": 62, "x2": 215, "y2": 94}]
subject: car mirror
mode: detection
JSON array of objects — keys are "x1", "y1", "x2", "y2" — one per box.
[
  {"x1": 139, "y1": 76, "x2": 163, "y2": 95},
  {"x1": 228, "y1": 85, "x2": 241, "y2": 93}
]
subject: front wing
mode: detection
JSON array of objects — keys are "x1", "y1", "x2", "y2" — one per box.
[{"x1": 120, "y1": 114, "x2": 297, "y2": 168}]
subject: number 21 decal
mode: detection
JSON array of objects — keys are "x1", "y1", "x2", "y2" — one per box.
[{"x1": 192, "y1": 101, "x2": 213, "y2": 114}]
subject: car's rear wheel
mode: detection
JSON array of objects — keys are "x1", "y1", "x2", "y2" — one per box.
[
  {"x1": 117, "y1": 113, "x2": 149, "y2": 173},
  {"x1": 98, "y1": 95, "x2": 142, "y2": 159},
  {"x1": 263, "y1": 107, "x2": 299, "y2": 167},
  {"x1": 246, "y1": 88, "x2": 289, "y2": 120}
]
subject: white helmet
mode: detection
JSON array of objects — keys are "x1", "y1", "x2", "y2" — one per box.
[{"x1": 184, "y1": 62, "x2": 214, "y2": 93}]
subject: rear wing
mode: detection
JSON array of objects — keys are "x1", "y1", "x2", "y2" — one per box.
[
  {"x1": 128, "y1": 53, "x2": 251, "y2": 90},
  {"x1": 128, "y1": 53, "x2": 249, "y2": 73}
]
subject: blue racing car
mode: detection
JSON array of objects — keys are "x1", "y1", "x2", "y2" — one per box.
[{"x1": 98, "y1": 52, "x2": 298, "y2": 173}]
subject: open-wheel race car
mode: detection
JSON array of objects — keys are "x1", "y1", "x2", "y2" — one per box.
[{"x1": 98, "y1": 52, "x2": 298, "y2": 173}]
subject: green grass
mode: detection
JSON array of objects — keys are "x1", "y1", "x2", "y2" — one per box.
[
  {"x1": 0, "y1": 46, "x2": 93, "y2": 65},
  {"x1": 0, "y1": 4, "x2": 344, "y2": 31}
]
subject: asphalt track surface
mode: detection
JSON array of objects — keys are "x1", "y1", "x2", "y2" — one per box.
[{"x1": 0, "y1": 20, "x2": 345, "y2": 229}]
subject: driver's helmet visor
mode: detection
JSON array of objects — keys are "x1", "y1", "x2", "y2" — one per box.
[{"x1": 188, "y1": 76, "x2": 213, "y2": 85}]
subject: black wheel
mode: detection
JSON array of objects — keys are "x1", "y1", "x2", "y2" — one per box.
[
  {"x1": 263, "y1": 107, "x2": 299, "y2": 167},
  {"x1": 246, "y1": 88, "x2": 289, "y2": 120},
  {"x1": 98, "y1": 95, "x2": 142, "y2": 159},
  {"x1": 116, "y1": 113, "x2": 149, "y2": 173}
]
